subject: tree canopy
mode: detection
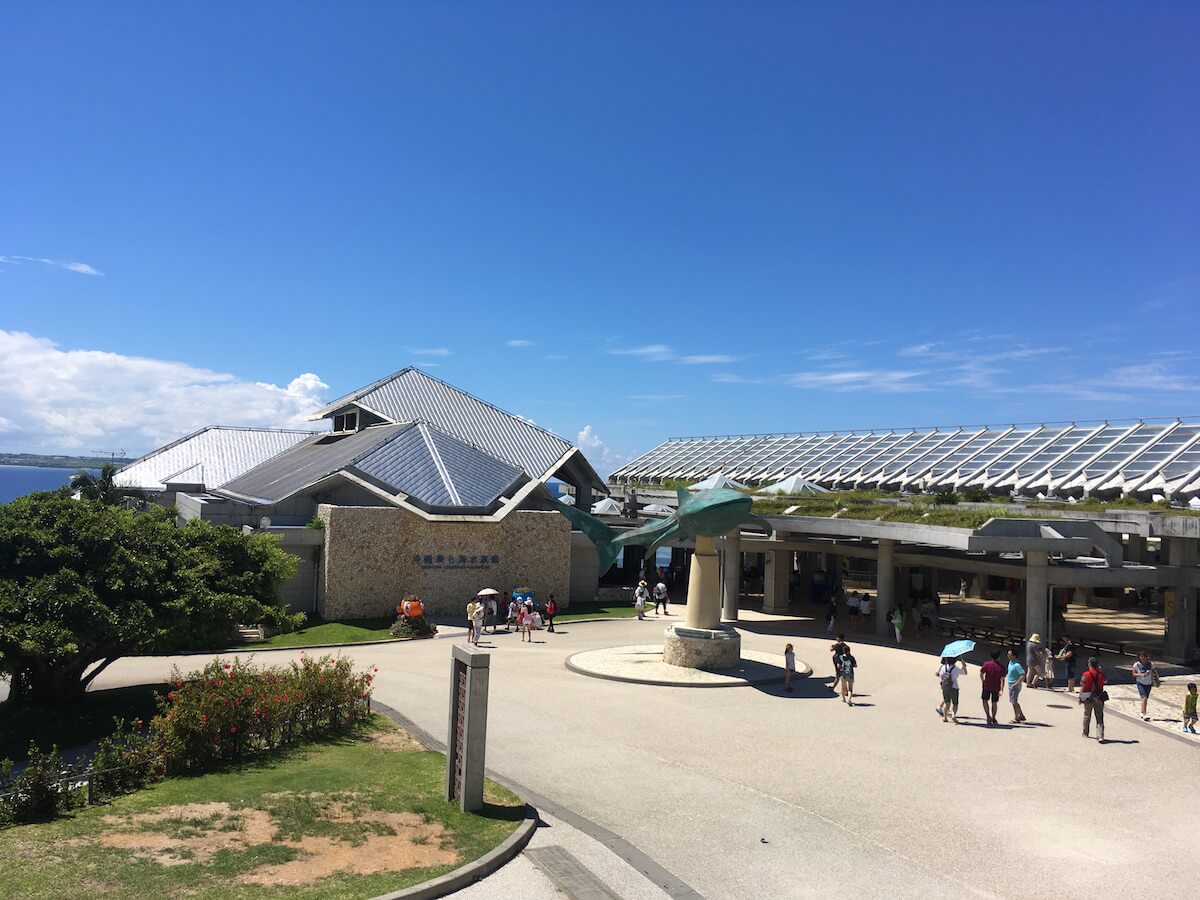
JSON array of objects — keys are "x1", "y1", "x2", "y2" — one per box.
[{"x1": 0, "y1": 493, "x2": 298, "y2": 705}]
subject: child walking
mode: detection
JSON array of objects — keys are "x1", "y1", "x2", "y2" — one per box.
[
  {"x1": 784, "y1": 643, "x2": 796, "y2": 693},
  {"x1": 1184, "y1": 683, "x2": 1198, "y2": 734}
]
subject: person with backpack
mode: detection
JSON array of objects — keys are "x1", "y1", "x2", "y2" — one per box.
[
  {"x1": 545, "y1": 595, "x2": 558, "y2": 633},
  {"x1": 634, "y1": 580, "x2": 649, "y2": 620},
  {"x1": 835, "y1": 645, "x2": 857, "y2": 705},
  {"x1": 936, "y1": 656, "x2": 967, "y2": 723},
  {"x1": 830, "y1": 633, "x2": 848, "y2": 692},
  {"x1": 1080, "y1": 656, "x2": 1108, "y2": 741}
]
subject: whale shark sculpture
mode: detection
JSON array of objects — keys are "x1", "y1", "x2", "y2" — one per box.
[{"x1": 551, "y1": 487, "x2": 773, "y2": 574}]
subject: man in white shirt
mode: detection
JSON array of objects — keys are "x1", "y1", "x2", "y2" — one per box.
[
  {"x1": 653, "y1": 581, "x2": 669, "y2": 615},
  {"x1": 847, "y1": 591, "x2": 861, "y2": 631},
  {"x1": 858, "y1": 593, "x2": 873, "y2": 631}
]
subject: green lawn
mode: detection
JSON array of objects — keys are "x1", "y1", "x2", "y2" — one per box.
[
  {"x1": 245, "y1": 616, "x2": 396, "y2": 649},
  {"x1": 555, "y1": 600, "x2": 641, "y2": 621},
  {"x1": 0, "y1": 683, "x2": 166, "y2": 762},
  {"x1": 0, "y1": 716, "x2": 523, "y2": 899}
]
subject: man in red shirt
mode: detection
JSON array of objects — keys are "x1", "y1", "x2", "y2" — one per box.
[
  {"x1": 979, "y1": 650, "x2": 1005, "y2": 725},
  {"x1": 1080, "y1": 657, "x2": 1107, "y2": 742}
]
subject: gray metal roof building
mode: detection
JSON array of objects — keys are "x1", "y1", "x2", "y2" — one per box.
[
  {"x1": 611, "y1": 419, "x2": 1200, "y2": 499},
  {"x1": 114, "y1": 426, "x2": 314, "y2": 492},
  {"x1": 312, "y1": 367, "x2": 578, "y2": 480},
  {"x1": 216, "y1": 421, "x2": 526, "y2": 513}
]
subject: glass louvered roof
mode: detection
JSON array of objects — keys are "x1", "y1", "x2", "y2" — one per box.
[{"x1": 610, "y1": 420, "x2": 1200, "y2": 498}]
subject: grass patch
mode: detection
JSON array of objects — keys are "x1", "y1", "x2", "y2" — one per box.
[
  {"x1": 555, "y1": 600, "x2": 642, "y2": 622},
  {"x1": 246, "y1": 615, "x2": 396, "y2": 649},
  {"x1": 0, "y1": 716, "x2": 523, "y2": 899},
  {"x1": 0, "y1": 683, "x2": 165, "y2": 762}
]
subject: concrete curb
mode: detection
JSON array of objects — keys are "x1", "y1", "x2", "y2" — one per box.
[
  {"x1": 370, "y1": 805, "x2": 538, "y2": 900},
  {"x1": 372, "y1": 700, "x2": 704, "y2": 899},
  {"x1": 563, "y1": 648, "x2": 807, "y2": 688}
]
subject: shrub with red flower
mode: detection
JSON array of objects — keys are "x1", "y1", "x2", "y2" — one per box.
[{"x1": 150, "y1": 655, "x2": 373, "y2": 771}]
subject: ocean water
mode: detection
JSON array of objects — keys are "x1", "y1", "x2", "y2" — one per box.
[{"x1": 0, "y1": 465, "x2": 82, "y2": 503}]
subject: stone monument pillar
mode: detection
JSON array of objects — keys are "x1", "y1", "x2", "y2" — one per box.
[{"x1": 664, "y1": 535, "x2": 741, "y2": 669}]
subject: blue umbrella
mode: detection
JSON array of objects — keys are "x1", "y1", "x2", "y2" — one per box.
[{"x1": 940, "y1": 639, "x2": 975, "y2": 659}]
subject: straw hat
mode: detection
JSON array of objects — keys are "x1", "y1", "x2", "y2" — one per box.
[
  {"x1": 1030, "y1": 633, "x2": 1042, "y2": 643},
  {"x1": 638, "y1": 579, "x2": 647, "y2": 587}
]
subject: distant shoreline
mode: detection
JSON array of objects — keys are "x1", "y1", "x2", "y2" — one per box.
[{"x1": 0, "y1": 453, "x2": 131, "y2": 470}]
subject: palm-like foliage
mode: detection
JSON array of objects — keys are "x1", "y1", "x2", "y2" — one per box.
[{"x1": 71, "y1": 462, "x2": 136, "y2": 506}]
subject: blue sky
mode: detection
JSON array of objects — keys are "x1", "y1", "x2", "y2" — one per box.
[{"x1": 1, "y1": 3, "x2": 1197, "y2": 472}]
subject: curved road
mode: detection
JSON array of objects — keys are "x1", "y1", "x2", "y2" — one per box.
[{"x1": 71, "y1": 612, "x2": 1198, "y2": 899}]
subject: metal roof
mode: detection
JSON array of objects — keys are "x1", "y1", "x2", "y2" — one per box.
[
  {"x1": 114, "y1": 426, "x2": 314, "y2": 492},
  {"x1": 216, "y1": 422, "x2": 525, "y2": 511},
  {"x1": 310, "y1": 367, "x2": 571, "y2": 478},
  {"x1": 610, "y1": 418, "x2": 1200, "y2": 499}
]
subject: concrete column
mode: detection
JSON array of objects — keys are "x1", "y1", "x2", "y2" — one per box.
[
  {"x1": 575, "y1": 485, "x2": 593, "y2": 510},
  {"x1": 1024, "y1": 550, "x2": 1050, "y2": 641},
  {"x1": 622, "y1": 545, "x2": 645, "y2": 581},
  {"x1": 685, "y1": 535, "x2": 721, "y2": 629},
  {"x1": 1165, "y1": 537, "x2": 1199, "y2": 663},
  {"x1": 875, "y1": 539, "x2": 895, "y2": 636},
  {"x1": 763, "y1": 548, "x2": 791, "y2": 614},
  {"x1": 1126, "y1": 534, "x2": 1147, "y2": 564},
  {"x1": 721, "y1": 529, "x2": 741, "y2": 622}
]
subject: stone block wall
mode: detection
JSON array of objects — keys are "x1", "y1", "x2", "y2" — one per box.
[{"x1": 317, "y1": 504, "x2": 571, "y2": 619}]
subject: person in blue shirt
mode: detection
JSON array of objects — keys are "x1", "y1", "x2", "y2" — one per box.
[{"x1": 1006, "y1": 648, "x2": 1027, "y2": 723}]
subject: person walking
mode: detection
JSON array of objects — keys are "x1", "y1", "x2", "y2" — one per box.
[
  {"x1": 1025, "y1": 633, "x2": 1045, "y2": 688},
  {"x1": 918, "y1": 596, "x2": 936, "y2": 637},
  {"x1": 545, "y1": 595, "x2": 558, "y2": 633},
  {"x1": 784, "y1": 643, "x2": 796, "y2": 693},
  {"x1": 1183, "y1": 683, "x2": 1198, "y2": 734},
  {"x1": 466, "y1": 598, "x2": 483, "y2": 645},
  {"x1": 830, "y1": 633, "x2": 848, "y2": 693},
  {"x1": 835, "y1": 645, "x2": 857, "y2": 706},
  {"x1": 506, "y1": 596, "x2": 520, "y2": 632},
  {"x1": 1006, "y1": 648, "x2": 1027, "y2": 723},
  {"x1": 825, "y1": 593, "x2": 837, "y2": 634},
  {"x1": 846, "y1": 591, "x2": 860, "y2": 632},
  {"x1": 653, "y1": 579, "x2": 669, "y2": 615},
  {"x1": 890, "y1": 605, "x2": 905, "y2": 644},
  {"x1": 634, "y1": 580, "x2": 649, "y2": 620},
  {"x1": 1132, "y1": 650, "x2": 1157, "y2": 721},
  {"x1": 858, "y1": 593, "x2": 872, "y2": 631},
  {"x1": 936, "y1": 657, "x2": 967, "y2": 723},
  {"x1": 979, "y1": 650, "x2": 1005, "y2": 725},
  {"x1": 1056, "y1": 634, "x2": 1078, "y2": 692},
  {"x1": 484, "y1": 594, "x2": 498, "y2": 634},
  {"x1": 519, "y1": 600, "x2": 534, "y2": 642},
  {"x1": 1080, "y1": 657, "x2": 1107, "y2": 742}
]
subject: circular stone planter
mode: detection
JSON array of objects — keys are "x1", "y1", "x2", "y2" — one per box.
[
  {"x1": 566, "y1": 644, "x2": 811, "y2": 687},
  {"x1": 663, "y1": 623, "x2": 741, "y2": 669}
]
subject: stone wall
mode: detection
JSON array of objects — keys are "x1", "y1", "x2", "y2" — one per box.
[{"x1": 318, "y1": 504, "x2": 571, "y2": 619}]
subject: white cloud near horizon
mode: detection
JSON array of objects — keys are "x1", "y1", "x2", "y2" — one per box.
[
  {"x1": 680, "y1": 354, "x2": 737, "y2": 365},
  {"x1": 576, "y1": 425, "x2": 627, "y2": 477},
  {"x1": 0, "y1": 255, "x2": 104, "y2": 276},
  {"x1": 506, "y1": 339, "x2": 534, "y2": 348},
  {"x1": 406, "y1": 346, "x2": 452, "y2": 356},
  {"x1": 608, "y1": 344, "x2": 674, "y2": 362},
  {"x1": 0, "y1": 330, "x2": 330, "y2": 455}
]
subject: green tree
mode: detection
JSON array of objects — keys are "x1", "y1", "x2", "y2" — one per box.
[
  {"x1": 69, "y1": 461, "x2": 145, "y2": 508},
  {"x1": 0, "y1": 493, "x2": 297, "y2": 705}
]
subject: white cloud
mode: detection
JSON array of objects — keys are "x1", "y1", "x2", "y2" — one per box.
[
  {"x1": 506, "y1": 339, "x2": 534, "y2": 348},
  {"x1": 785, "y1": 369, "x2": 929, "y2": 393},
  {"x1": 899, "y1": 342, "x2": 937, "y2": 356},
  {"x1": 608, "y1": 344, "x2": 674, "y2": 362},
  {"x1": 0, "y1": 255, "x2": 104, "y2": 276},
  {"x1": 1103, "y1": 364, "x2": 1200, "y2": 392},
  {"x1": 680, "y1": 354, "x2": 737, "y2": 365},
  {"x1": 406, "y1": 346, "x2": 451, "y2": 356},
  {"x1": 576, "y1": 425, "x2": 628, "y2": 477},
  {"x1": 0, "y1": 330, "x2": 329, "y2": 455}
]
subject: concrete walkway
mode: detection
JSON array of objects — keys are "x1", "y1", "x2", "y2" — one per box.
[{"x1": 49, "y1": 612, "x2": 1200, "y2": 899}]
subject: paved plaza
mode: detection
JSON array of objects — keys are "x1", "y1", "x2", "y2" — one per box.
[{"x1": 80, "y1": 613, "x2": 1197, "y2": 899}]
